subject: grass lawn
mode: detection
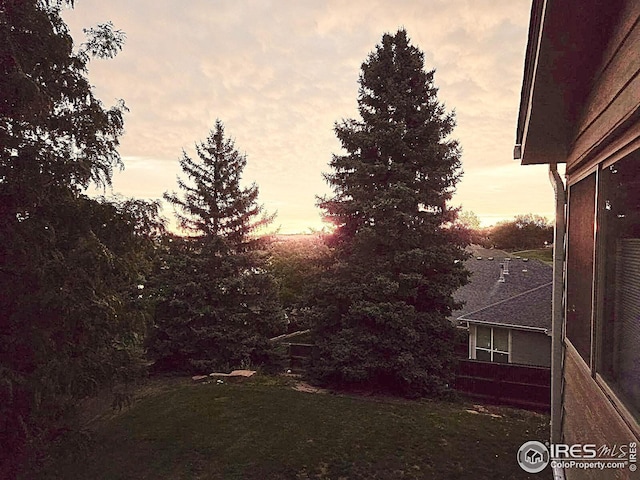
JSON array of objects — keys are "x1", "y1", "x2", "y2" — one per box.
[
  {"x1": 510, "y1": 248, "x2": 553, "y2": 265},
  {"x1": 46, "y1": 376, "x2": 550, "y2": 480}
]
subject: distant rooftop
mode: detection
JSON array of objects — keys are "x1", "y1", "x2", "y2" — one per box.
[
  {"x1": 459, "y1": 283, "x2": 552, "y2": 333},
  {"x1": 453, "y1": 246, "x2": 552, "y2": 332}
]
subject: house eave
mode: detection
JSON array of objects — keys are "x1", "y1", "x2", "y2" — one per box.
[{"x1": 514, "y1": 0, "x2": 623, "y2": 165}]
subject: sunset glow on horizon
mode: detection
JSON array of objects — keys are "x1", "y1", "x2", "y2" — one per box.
[{"x1": 64, "y1": 1, "x2": 557, "y2": 235}]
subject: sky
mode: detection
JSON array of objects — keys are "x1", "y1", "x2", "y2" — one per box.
[{"x1": 62, "y1": 0, "x2": 559, "y2": 234}]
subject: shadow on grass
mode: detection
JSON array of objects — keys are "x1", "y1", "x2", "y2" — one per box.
[{"x1": 45, "y1": 374, "x2": 549, "y2": 480}]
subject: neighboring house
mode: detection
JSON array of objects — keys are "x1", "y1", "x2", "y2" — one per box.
[
  {"x1": 453, "y1": 247, "x2": 552, "y2": 368},
  {"x1": 515, "y1": 1, "x2": 640, "y2": 478}
]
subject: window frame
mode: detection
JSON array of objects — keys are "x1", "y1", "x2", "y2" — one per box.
[
  {"x1": 470, "y1": 324, "x2": 512, "y2": 363},
  {"x1": 565, "y1": 168, "x2": 598, "y2": 367},
  {"x1": 594, "y1": 156, "x2": 640, "y2": 430},
  {"x1": 565, "y1": 155, "x2": 640, "y2": 437}
]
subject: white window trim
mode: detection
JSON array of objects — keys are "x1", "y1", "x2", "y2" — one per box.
[{"x1": 470, "y1": 324, "x2": 512, "y2": 363}]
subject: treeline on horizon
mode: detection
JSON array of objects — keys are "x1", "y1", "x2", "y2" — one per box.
[
  {"x1": 459, "y1": 212, "x2": 554, "y2": 251},
  {"x1": 0, "y1": 2, "x2": 552, "y2": 477}
]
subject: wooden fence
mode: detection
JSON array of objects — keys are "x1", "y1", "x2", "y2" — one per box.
[
  {"x1": 282, "y1": 343, "x2": 315, "y2": 373},
  {"x1": 280, "y1": 341, "x2": 551, "y2": 412},
  {"x1": 454, "y1": 359, "x2": 550, "y2": 411}
]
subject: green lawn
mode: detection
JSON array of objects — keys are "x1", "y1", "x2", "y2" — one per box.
[{"x1": 46, "y1": 376, "x2": 550, "y2": 480}]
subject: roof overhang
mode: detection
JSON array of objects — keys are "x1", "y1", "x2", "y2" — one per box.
[{"x1": 514, "y1": 0, "x2": 624, "y2": 165}]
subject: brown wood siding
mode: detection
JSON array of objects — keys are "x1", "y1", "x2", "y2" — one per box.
[
  {"x1": 596, "y1": 0, "x2": 640, "y2": 83},
  {"x1": 563, "y1": 344, "x2": 638, "y2": 480},
  {"x1": 580, "y1": 4, "x2": 640, "y2": 126},
  {"x1": 567, "y1": 2, "x2": 640, "y2": 174}
]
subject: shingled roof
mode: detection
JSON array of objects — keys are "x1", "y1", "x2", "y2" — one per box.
[{"x1": 453, "y1": 246, "x2": 552, "y2": 332}]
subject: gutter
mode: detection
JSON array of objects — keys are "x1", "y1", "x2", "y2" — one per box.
[
  {"x1": 460, "y1": 319, "x2": 549, "y2": 335},
  {"x1": 549, "y1": 164, "x2": 566, "y2": 449}
]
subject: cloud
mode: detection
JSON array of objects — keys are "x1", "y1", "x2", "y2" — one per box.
[{"x1": 63, "y1": 0, "x2": 543, "y2": 234}]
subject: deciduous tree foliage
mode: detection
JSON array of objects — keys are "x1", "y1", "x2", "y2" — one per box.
[
  {"x1": 313, "y1": 29, "x2": 469, "y2": 396},
  {"x1": 455, "y1": 210, "x2": 492, "y2": 246},
  {"x1": 0, "y1": 193, "x2": 163, "y2": 476},
  {"x1": 1, "y1": 0, "x2": 126, "y2": 199},
  {"x1": 457, "y1": 210, "x2": 481, "y2": 230},
  {"x1": 489, "y1": 214, "x2": 553, "y2": 250},
  {"x1": 148, "y1": 121, "x2": 285, "y2": 373},
  {"x1": 266, "y1": 235, "x2": 332, "y2": 331},
  {"x1": 0, "y1": 1, "x2": 159, "y2": 476}
]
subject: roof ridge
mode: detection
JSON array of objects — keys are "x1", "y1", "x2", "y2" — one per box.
[{"x1": 457, "y1": 281, "x2": 552, "y2": 320}]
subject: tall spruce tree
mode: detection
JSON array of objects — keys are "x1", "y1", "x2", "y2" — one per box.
[
  {"x1": 164, "y1": 120, "x2": 274, "y2": 245},
  {"x1": 149, "y1": 121, "x2": 285, "y2": 373},
  {"x1": 313, "y1": 29, "x2": 469, "y2": 396}
]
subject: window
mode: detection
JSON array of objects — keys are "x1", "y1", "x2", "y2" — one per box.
[
  {"x1": 566, "y1": 172, "x2": 596, "y2": 365},
  {"x1": 474, "y1": 326, "x2": 510, "y2": 363},
  {"x1": 598, "y1": 153, "x2": 640, "y2": 419}
]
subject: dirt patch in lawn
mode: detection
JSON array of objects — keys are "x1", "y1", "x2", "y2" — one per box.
[{"x1": 292, "y1": 381, "x2": 329, "y2": 394}]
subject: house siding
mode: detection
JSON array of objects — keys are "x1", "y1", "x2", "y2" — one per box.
[
  {"x1": 558, "y1": 0, "x2": 640, "y2": 466},
  {"x1": 517, "y1": 0, "x2": 640, "y2": 474},
  {"x1": 510, "y1": 330, "x2": 551, "y2": 367},
  {"x1": 567, "y1": 1, "x2": 640, "y2": 174},
  {"x1": 563, "y1": 345, "x2": 636, "y2": 480}
]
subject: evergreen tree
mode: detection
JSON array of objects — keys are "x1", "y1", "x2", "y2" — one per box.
[
  {"x1": 313, "y1": 29, "x2": 469, "y2": 396},
  {"x1": 164, "y1": 120, "x2": 273, "y2": 245},
  {"x1": 149, "y1": 121, "x2": 285, "y2": 373}
]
